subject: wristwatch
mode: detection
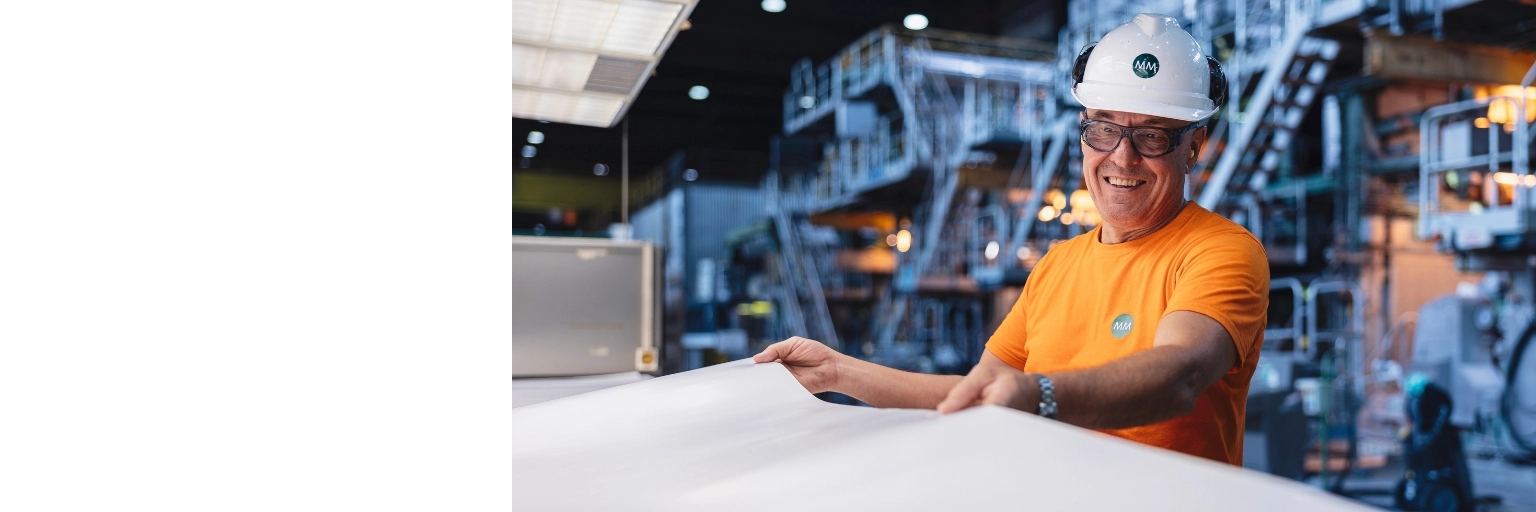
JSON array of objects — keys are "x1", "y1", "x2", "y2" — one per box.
[{"x1": 1034, "y1": 374, "x2": 1057, "y2": 419}]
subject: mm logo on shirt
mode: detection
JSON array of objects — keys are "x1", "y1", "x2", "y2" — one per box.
[
  {"x1": 1132, "y1": 54, "x2": 1159, "y2": 78},
  {"x1": 1111, "y1": 314, "x2": 1134, "y2": 338}
]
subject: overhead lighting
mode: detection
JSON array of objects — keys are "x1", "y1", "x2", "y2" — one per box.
[
  {"x1": 903, "y1": 14, "x2": 929, "y2": 30},
  {"x1": 522, "y1": 145, "x2": 538, "y2": 158},
  {"x1": 688, "y1": 85, "x2": 709, "y2": 100},
  {"x1": 1038, "y1": 205, "x2": 1057, "y2": 222},
  {"x1": 513, "y1": 0, "x2": 700, "y2": 127},
  {"x1": 527, "y1": 131, "x2": 546, "y2": 144},
  {"x1": 984, "y1": 241, "x2": 1000, "y2": 260},
  {"x1": 1060, "y1": 213, "x2": 1075, "y2": 225},
  {"x1": 684, "y1": 168, "x2": 699, "y2": 181},
  {"x1": 513, "y1": 88, "x2": 626, "y2": 127},
  {"x1": 798, "y1": 95, "x2": 816, "y2": 109},
  {"x1": 594, "y1": 163, "x2": 610, "y2": 176},
  {"x1": 761, "y1": 0, "x2": 785, "y2": 13},
  {"x1": 896, "y1": 230, "x2": 912, "y2": 253}
]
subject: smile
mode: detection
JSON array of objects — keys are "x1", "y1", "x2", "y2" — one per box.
[{"x1": 1105, "y1": 176, "x2": 1146, "y2": 188}]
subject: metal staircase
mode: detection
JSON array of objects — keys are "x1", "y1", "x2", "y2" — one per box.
[
  {"x1": 766, "y1": 175, "x2": 841, "y2": 350},
  {"x1": 1199, "y1": 36, "x2": 1340, "y2": 213}
]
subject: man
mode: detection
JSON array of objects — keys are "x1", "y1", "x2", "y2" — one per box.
[{"x1": 752, "y1": 14, "x2": 1268, "y2": 465}]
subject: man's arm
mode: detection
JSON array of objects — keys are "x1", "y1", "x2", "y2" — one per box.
[
  {"x1": 753, "y1": 337, "x2": 961, "y2": 409},
  {"x1": 936, "y1": 310, "x2": 1237, "y2": 429}
]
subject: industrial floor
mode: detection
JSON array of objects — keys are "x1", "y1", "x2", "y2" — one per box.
[{"x1": 1334, "y1": 456, "x2": 1536, "y2": 511}]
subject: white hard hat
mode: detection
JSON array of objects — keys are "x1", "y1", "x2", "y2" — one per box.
[{"x1": 1071, "y1": 13, "x2": 1226, "y2": 122}]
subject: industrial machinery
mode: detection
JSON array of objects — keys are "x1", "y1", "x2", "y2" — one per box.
[{"x1": 511, "y1": 236, "x2": 661, "y2": 406}]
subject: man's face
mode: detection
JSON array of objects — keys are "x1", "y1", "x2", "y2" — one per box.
[{"x1": 1080, "y1": 109, "x2": 1205, "y2": 235}]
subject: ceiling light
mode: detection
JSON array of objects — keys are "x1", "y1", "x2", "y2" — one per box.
[
  {"x1": 528, "y1": 131, "x2": 545, "y2": 144},
  {"x1": 984, "y1": 241, "x2": 1000, "y2": 260},
  {"x1": 903, "y1": 14, "x2": 929, "y2": 30},
  {"x1": 513, "y1": 0, "x2": 700, "y2": 127},
  {"x1": 522, "y1": 145, "x2": 538, "y2": 158},
  {"x1": 762, "y1": 0, "x2": 786, "y2": 12},
  {"x1": 798, "y1": 95, "x2": 816, "y2": 109},
  {"x1": 688, "y1": 85, "x2": 709, "y2": 100},
  {"x1": 514, "y1": 88, "x2": 626, "y2": 127},
  {"x1": 683, "y1": 168, "x2": 699, "y2": 181},
  {"x1": 896, "y1": 230, "x2": 912, "y2": 253}
]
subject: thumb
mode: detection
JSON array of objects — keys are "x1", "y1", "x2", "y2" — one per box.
[{"x1": 936, "y1": 375, "x2": 986, "y2": 415}]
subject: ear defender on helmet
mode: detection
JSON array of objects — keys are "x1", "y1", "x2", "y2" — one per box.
[
  {"x1": 1071, "y1": 43, "x2": 1096, "y2": 84},
  {"x1": 1205, "y1": 57, "x2": 1227, "y2": 112}
]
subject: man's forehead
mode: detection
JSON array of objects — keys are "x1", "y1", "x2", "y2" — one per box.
[{"x1": 1085, "y1": 109, "x2": 1182, "y2": 128}]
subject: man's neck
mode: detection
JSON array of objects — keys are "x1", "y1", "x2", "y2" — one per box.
[{"x1": 1099, "y1": 201, "x2": 1188, "y2": 245}]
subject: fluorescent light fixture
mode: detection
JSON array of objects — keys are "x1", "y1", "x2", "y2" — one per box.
[
  {"x1": 528, "y1": 131, "x2": 546, "y2": 144},
  {"x1": 903, "y1": 14, "x2": 929, "y2": 30},
  {"x1": 688, "y1": 85, "x2": 709, "y2": 100},
  {"x1": 762, "y1": 0, "x2": 786, "y2": 13},
  {"x1": 513, "y1": 0, "x2": 700, "y2": 127}
]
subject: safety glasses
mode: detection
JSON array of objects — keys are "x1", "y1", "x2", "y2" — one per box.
[{"x1": 1079, "y1": 119, "x2": 1200, "y2": 158}]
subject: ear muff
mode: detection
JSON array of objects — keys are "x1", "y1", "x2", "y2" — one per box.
[
  {"x1": 1071, "y1": 43, "x2": 1096, "y2": 85},
  {"x1": 1206, "y1": 56, "x2": 1227, "y2": 111}
]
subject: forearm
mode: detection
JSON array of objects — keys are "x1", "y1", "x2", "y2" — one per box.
[
  {"x1": 836, "y1": 356, "x2": 962, "y2": 409},
  {"x1": 1047, "y1": 346, "x2": 1205, "y2": 429}
]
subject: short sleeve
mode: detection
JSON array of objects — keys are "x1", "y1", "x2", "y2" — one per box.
[
  {"x1": 1165, "y1": 232, "x2": 1269, "y2": 369},
  {"x1": 985, "y1": 277, "x2": 1032, "y2": 370}
]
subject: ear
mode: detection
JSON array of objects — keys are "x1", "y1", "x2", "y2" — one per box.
[{"x1": 1187, "y1": 126, "x2": 1209, "y2": 169}]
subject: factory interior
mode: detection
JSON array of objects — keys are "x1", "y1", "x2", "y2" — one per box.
[{"x1": 512, "y1": 0, "x2": 1536, "y2": 510}]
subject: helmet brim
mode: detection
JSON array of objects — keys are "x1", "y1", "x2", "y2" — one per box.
[{"x1": 1073, "y1": 82, "x2": 1219, "y2": 122}]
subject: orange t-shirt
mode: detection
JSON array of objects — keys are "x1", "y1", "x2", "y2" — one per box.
[{"x1": 985, "y1": 203, "x2": 1268, "y2": 465}]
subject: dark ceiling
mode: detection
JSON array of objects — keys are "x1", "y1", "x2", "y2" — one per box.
[{"x1": 513, "y1": 0, "x2": 1065, "y2": 184}]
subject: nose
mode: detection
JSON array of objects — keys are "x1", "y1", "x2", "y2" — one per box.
[{"x1": 1108, "y1": 133, "x2": 1143, "y2": 169}]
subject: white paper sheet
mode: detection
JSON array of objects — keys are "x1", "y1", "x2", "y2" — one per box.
[
  {"x1": 513, "y1": 359, "x2": 1374, "y2": 511},
  {"x1": 512, "y1": 372, "x2": 652, "y2": 408}
]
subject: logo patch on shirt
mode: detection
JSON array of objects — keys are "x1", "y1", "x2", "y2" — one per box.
[
  {"x1": 1132, "y1": 53, "x2": 1159, "y2": 79},
  {"x1": 1111, "y1": 313, "x2": 1134, "y2": 338}
]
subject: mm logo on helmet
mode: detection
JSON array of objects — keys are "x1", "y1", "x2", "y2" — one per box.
[{"x1": 1131, "y1": 53, "x2": 1159, "y2": 79}]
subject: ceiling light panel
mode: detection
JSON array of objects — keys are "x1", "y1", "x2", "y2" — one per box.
[
  {"x1": 600, "y1": 0, "x2": 684, "y2": 56},
  {"x1": 514, "y1": 88, "x2": 626, "y2": 127},
  {"x1": 549, "y1": 0, "x2": 620, "y2": 49},
  {"x1": 538, "y1": 47, "x2": 599, "y2": 91},
  {"x1": 513, "y1": 0, "x2": 698, "y2": 127},
  {"x1": 512, "y1": 0, "x2": 557, "y2": 41},
  {"x1": 512, "y1": 44, "x2": 546, "y2": 87}
]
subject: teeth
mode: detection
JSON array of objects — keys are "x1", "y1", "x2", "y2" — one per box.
[{"x1": 1107, "y1": 177, "x2": 1143, "y2": 187}]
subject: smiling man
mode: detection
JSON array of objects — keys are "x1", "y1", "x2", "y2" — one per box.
[{"x1": 753, "y1": 14, "x2": 1269, "y2": 465}]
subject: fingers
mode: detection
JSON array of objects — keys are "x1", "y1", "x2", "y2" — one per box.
[
  {"x1": 936, "y1": 375, "x2": 985, "y2": 415},
  {"x1": 752, "y1": 336, "x2": 809, "y2": 364},
  {"x1": 751, "y1": 342, "x2": 783, "y2": 363}
]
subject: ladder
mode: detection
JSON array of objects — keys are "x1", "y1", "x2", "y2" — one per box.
[
  {"x1": 1198, "y1": 35, "x2": 1340, "y2": 212},
  {"x1": 768, "y1": 189, "x2": 841, "y2": 350}
]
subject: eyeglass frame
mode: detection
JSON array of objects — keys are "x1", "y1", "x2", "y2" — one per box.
[{"x1": 1078, "y1": 118, "x2": 1203, "y2": 158}]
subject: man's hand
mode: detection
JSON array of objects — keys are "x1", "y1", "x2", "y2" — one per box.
[
  {"x1": 752, "y1": 336, "x2": 845, "y2": 394},
  {"x1": 935, "y1": 351, "x2": 1038, "y2": 415}
]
